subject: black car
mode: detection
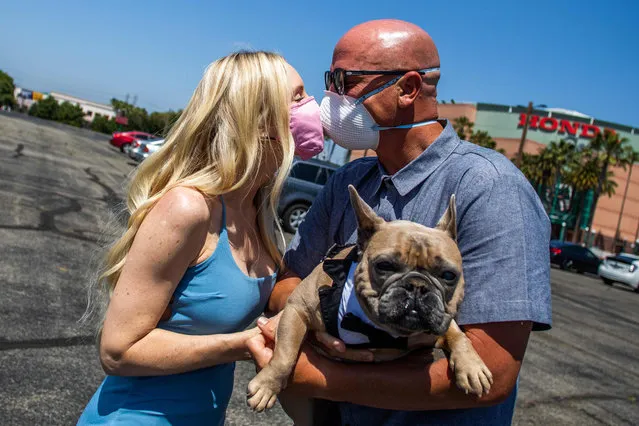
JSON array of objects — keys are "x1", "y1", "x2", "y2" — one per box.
[
  {"x1": 549, "y1": 240, "x2": 601, "y2": 274},
  {"x1": 278, "y1": 159, "x2": 339, "y2": 233}
]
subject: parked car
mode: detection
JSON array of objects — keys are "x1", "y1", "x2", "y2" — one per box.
[
  {"x1": 130, "y1": 139, "x2": 165, "y2": 162},
  {"x1": 549, "y1": 240, "x2": 601, "y2": 274},
  {"x1": 128, "y1": 138, "x2": 161, "y2": 160},
  {"x1": 598, "y1": 253, "x2": 639, "y2": 292},
  {"x1": 110, "y1": 131, "x2": 156, "y2": 154},
  {"x1": 278, "y1": 159, "x2": 338, "y2": 233}
]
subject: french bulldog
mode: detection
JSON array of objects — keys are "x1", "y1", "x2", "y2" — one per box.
[{"x1": 247, "y1": 185, "x2": 493, "y2": 423}]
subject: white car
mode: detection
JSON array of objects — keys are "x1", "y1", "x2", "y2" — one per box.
[
  {"x1": 130, "y1": 139, "x2": 165, "y2": 162},
  {"x1": 598, "y1": 253, "x2": 639, "y2": 292}
]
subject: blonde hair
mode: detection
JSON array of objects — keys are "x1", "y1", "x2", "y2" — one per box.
[{"x1": 84, "y1": 51, "x2": 294, "y2": 331}]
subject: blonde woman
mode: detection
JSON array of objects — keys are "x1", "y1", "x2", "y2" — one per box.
[{"x1": 77, "y1": 51, "x2": 324, "y2": 425}]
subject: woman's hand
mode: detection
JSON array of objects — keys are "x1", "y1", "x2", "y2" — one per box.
[
  {"x1": 246, "y1": 315, "x2": 374, "y2": 367},
  {"x1": 246, "y1": 319, "x2": 338, "y2": 399}
]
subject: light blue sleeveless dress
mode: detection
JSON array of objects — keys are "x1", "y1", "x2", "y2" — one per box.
[{"x1": 78, "y1": 197, "x2": 276, "y2": 425}]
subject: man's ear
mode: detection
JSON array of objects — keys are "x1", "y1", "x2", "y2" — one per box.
[
  {"x1": 397, "y1": 71, "x2": 422, "y2": 109},
  {"x1": 348, "y1": 185, "x2": 384, "y2": 251},
  {"x1": 435, "y1": 194, "x2": 457, "y2": 241}
]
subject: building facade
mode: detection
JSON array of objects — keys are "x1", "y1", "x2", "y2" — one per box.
[
  {"x1": 349, "y1": 103, "x2": 639, "y2": 250},
  {"x1": 13, "y1": 87, "x2": 115, "y2": 122},
  {"x1": 49, "y1": 92, "x2": 115, "y2": 122}
]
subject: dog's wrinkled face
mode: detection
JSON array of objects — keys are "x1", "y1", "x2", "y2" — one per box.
[{"x1": 348, "y1": 185, "x2": 464, "y2": 337}]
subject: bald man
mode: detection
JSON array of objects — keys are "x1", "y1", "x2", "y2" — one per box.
[{"x1": 248, "y1": 19, "x2": 551, "y2": 426}]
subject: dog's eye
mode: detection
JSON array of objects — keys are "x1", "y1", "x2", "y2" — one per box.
[
  {"x1": 441, "y1": 271, "x2": 457, "y2": 281},
  {"x1": 375, "y1": 261, "x2": 398, "y2": 273}
]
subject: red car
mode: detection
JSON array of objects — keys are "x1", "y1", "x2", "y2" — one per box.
[{"x1": 110, "y1": 131, "x2": 156, "y2": 153}]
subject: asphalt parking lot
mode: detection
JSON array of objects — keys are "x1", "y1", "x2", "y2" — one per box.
[{"x1": 0, "y1": 112, "x2": 637, "y2": 425}]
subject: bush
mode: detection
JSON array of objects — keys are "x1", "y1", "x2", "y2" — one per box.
[
  {"x1": 91, "y1": 114, "x2": 118, "y2": 134},
  {"x1": 29, "y1": 97, "x2": 59, "y2": 120},
  {"x1": 55, "y1": 101, "x2": 85, "y2": 127},
  {"x1": 0, "y1": 70, "x2": 16, "y2": 108}
]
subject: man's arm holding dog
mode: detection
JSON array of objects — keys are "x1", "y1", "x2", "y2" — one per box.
[
  {"x1": 248, "y1": 314, "x2": 531, "y2": 410},
  {"x1": 267, "y1": 271, "x2": 301, "y2": 313}
]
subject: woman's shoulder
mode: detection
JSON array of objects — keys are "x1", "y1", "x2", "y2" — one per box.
[{"x1": 148, "y1": 187, "x2": 217, "y2": 234}]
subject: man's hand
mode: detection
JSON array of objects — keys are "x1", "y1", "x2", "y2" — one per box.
[{"x1": 312, "y1": 331, "x2": 374, "y2": 362}]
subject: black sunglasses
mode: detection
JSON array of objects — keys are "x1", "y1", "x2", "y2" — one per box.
[{"x1": 324, "y1": 67, "x2": 440, "y2": 95}]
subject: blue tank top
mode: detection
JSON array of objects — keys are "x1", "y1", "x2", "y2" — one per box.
[{"x1": 78, "y1": 196, "x2": 276, "y2": 426}]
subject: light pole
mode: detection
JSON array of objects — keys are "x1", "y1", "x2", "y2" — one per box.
[
  {"x1": 615, "y1": 151, "x2": 638, "y2": 247},
  {"x1": 515, "y1": 102, "x2": 533, "y2": 168},
  {"x1": 515, "y1": 102, "x2": 548, "y2": 168}
]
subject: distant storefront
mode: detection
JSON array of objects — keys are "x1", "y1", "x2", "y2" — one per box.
[
  {"x1": 13, "y1": 87, "x2": 115, "y2": 122},
  {"x1": 349, "y1": 102, "x2": 639, "y2": 250}
]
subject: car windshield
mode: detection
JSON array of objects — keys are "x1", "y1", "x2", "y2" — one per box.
[{"x1": 610, "y1": 255, "x2": 639, "y2": 264}]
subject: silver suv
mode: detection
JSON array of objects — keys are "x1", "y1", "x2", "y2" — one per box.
[{"x1": 278, "y1": 159, "x2": 338, "y2": 233}]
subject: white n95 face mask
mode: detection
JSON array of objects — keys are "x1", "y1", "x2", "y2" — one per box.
[
  {"x1": 320, "y1": 90, "x2": 439, "y2": 151},
  {"x1": 320, "y1": 90, "x2": 380, "y2": 150}
]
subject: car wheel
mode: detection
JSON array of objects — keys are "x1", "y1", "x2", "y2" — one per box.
[
  {"x1": 560, "y1": 259, "x2": 573, "y2": 270},
  {"x1": 282, "y1": 203, "x2": 309, "y2": 234},
  {"x1": 121, "y1": 143, "x2": 131, "y2": 154},
  {"x1": 602, "y1": 278, "x2": 613, "y2": 286}
]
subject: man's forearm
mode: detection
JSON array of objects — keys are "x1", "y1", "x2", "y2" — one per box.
[
  {"x1": 320, "y1": 355, "x2": 509, "y2": 410},
  {"x1": 291, "y1": 322, "x2": 530, "y2": 411},
  {"x1": 267, "y1": 274, "x2": 302, "y2": 313}
]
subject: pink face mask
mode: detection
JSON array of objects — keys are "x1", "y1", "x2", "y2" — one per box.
[{"x1": 289, "y1": 96, "x2": 324, "y2": 160}]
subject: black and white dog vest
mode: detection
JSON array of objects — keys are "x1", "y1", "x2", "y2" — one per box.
[{"x1": 318, "y1": 245, "x2": 408, "y2": 349}]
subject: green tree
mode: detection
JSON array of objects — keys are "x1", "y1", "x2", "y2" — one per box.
[
  {"x1": 537, "y1": 140, "x2": 578, "y2": 216},
  {"x1": 29, "y1": 97, "x2": 59, "y2": 120},
  {"x1": 91, "y1": 114, "x2": 118, "y2": 134},
  {"x1": 0, "y1": 70, "x2": 16, "y2": 108},
  {"x1": 452, "y1": 116, "x2": 505, "y2": 154},
  {"x1": 147, "y1": 110, "x2": 182, "y2": 136},
  {"x1": 584, "y1": 130, "x2": 629, "y2": 245},
  {"x1": 469, "y1": 130, "x2": 505, "y2": 154},
  {"x1": 517, "y1": 152, "x2": 544, "y2": 187},
  {"x1": 565, "y1": 150, "x2": 604, "y2": 242},
  {"x1": 55, "y1": 101, "x2": 85, "y2": 127},
  {"x1": 111, "y1": 98, "x2": 151, "y2": 133},
  {"x1": 452, "y1": 116, "x2": 474, "y2": 140}
]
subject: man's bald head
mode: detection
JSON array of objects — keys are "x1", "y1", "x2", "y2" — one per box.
[
  {"x1": 327, "y1": 20, "x2": 444, "y2": 168},
  {"x1": 333, "y1": 19, "x2": 440, "y2": 72}
]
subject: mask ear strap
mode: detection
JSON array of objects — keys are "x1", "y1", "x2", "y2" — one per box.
[
  {"x1": 374, "y1": 120, "x2": 439, "y2": 131},
  {"x1": 354, "y1": 76, "x2": 402, "y2": 105}
]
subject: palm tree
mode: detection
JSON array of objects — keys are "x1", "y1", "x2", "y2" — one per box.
[
  {"x1": 518, "y1": 152, "x2": 544, "y2": 188},
  {"x1": 584, "y1": 130, "x2": 629, "y2": 247},
  {"x1": 452, "y1": 116, "x2": 474, "y2": 140},
  {"x1": 614, "y1": 147, "x2": 639, "y2": 246},
  {"x1": 539, "y1": 140, "x2": 578, "y2": 216},
  {"x1": 566, "y1": 151, "x2": 607, "y2": 243},
  {"x1": 469, "y1": 130, "x2": 506, "y2": 154}
]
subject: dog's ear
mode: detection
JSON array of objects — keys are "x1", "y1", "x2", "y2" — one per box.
[
  {"x1": 348, "y1": 185, "x2": 384, "y2": 251},
  {"x1": 435, "y1": 194, "x2": 457, "y2": 241}
]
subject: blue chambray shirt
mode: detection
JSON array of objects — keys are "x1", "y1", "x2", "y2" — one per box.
[{"x1": 284, "y1": 120, "x2": 552, "y2": 426}]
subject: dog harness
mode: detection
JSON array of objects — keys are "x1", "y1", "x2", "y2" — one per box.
[{"x1": 318, "y1": 244, "x2": 408, "y2": 349}]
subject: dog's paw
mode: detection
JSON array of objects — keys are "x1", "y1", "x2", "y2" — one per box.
[
  {"x1": 449, "y1": 352, "x2": 494, "y2": 397},
  {"x1": 246, "y1": 370, "x2": 285, "y2": 412}
]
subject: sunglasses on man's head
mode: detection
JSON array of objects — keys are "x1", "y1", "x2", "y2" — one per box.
[{"x1": 324, "y1": 67, "x2": 441, "y2": 96}]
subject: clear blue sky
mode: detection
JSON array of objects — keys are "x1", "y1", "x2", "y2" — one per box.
[{"x1": 1, "y1": 0, "x2": 637, "y2": 126}]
